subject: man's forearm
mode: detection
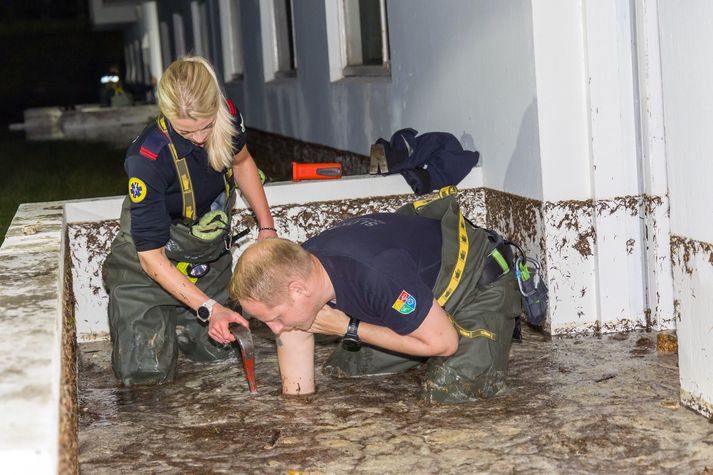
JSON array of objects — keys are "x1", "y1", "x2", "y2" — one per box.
[
  {"x1": 358, "y1": 322, "x2": 456, "y2": 357},
  {"x1": 310, "y1": 300, "x2": 458, "y2": 357},
  {"x1": 276, "y1": 330, "x2": 316, "y2": 395}
]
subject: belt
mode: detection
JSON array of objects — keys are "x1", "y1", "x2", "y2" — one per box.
[{"x1": 477, "y1": 238, "x2": 513, "y2": 287}]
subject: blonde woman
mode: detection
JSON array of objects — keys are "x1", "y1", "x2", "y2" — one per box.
[{"x1": 104, "y1": 56, "x2": 276, "y2": 386}]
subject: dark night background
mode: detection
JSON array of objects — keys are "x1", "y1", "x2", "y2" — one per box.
[{"x1": 0, "y1": 0, "x2": 125, "y2": 129}]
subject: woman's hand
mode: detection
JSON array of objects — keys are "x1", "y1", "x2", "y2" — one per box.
[
  {"x1": 307, "y1": 304, "x2": 350, "y2": 336},
  {"x1": 208, "y1": 304, "x2": 249, "y2": 344}
]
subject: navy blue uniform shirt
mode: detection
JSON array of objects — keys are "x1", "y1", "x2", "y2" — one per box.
[
  {"x1": 125, "y1": 102, "x2": 246, "y2": 251},
  {"x1": 303, "y1": 213, "x2": 443, "y2": 335}
]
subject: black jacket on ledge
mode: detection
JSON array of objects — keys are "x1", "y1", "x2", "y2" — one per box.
[{"x1": 374, "y1": 128, "x2": 479, "y2": 195}]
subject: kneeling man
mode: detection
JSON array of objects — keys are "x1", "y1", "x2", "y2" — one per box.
[{"x1": 229, "y1": 192, "x2": 522, "y2": 403}]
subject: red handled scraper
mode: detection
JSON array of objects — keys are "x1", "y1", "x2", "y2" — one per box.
[{"x1": 230, "y1": 324, "x2": 256, "y2": 393}]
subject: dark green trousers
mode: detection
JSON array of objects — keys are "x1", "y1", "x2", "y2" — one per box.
[
  {"x1": 323, "y1": 194, "x2": 522, "y2": 403},
  {"x1": 103, "y1": 197, "x2": 233, "y2": 386}
]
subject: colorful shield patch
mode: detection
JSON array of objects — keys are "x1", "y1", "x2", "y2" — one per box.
[
  {"x1": 392, "y1": 290, "x2": 416, "y2": 315},
  {"x1": 128, "y1": 177, "x2": 147, "y2": 203}
]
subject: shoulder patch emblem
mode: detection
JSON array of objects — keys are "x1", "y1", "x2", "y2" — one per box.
[
  {"x1": 128, "y1": 177, "x2": 147, "y2": 203},
  {"x1": 392, "y1": 290, "x2": 417, "y2": 315}
]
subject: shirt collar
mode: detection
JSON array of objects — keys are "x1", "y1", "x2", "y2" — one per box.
[{"x1": 164, "y1": 119, "x2": 203, "y2": 158}]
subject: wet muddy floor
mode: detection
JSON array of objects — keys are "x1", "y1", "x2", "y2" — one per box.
[{"x1": 78, "y1": 324, "x2": 713, "y2": 474}]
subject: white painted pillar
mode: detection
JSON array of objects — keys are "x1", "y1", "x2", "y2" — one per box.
[
  {"x1": 531, "y1": 0, "x2": 598, "y2": 333},
  {"x1": 531, "y1": 0, "x2": 666, "y2": 334},
  {"x1": 633, "y1": 0, "x2": 674, "y2": 328},
  {"x1": 583, "y1": 0, "x2": 646, "y2": 330}
]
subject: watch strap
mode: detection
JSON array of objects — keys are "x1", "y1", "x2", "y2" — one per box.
[
  {"x1": 345, "y1": 318, "x2": 360, "y2": 340},
  {"x1": 197, "y1": 298, "x2": 217, "y2": 322}
]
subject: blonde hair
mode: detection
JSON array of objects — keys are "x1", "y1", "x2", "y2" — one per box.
[
  {"x1": 230, "y1": 238, "x2": 314, "y2": 305},
  {"x1": 157, "y1": 55, "x2": 236, "y2": 172}
]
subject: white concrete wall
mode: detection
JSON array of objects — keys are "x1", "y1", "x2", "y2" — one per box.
[
  {"x1": 67, "y1": 171, "x2": 483, "y2": 341},
  {"x1": 658, "y1": 0, "x2": 713, "y2": 418},
  {"x1": 226, "y1": 0, "x2": 540, "y2": 198}
]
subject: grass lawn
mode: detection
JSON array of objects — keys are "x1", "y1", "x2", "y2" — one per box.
[{"x1": 0, "y1": 136, "x2": 127, "y2": 245}]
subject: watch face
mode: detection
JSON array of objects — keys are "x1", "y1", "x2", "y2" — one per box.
[
  {"x1": 197, "y1": 305, "x2": 210, "y2": 321},
  {"x1": 341, "y1": 337, "x2": 361, "y2": 352}
]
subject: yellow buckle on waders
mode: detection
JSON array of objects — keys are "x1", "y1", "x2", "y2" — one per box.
[{"x1": 446, "y1": 312, "x2": 497, "y2": 341}]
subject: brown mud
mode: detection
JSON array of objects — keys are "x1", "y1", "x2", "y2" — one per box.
[{"x1": 78, "y1": 324, "x2": 713, "y2": 474}]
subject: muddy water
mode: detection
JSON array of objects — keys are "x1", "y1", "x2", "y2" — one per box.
[{"x1": 78, "y1": 324, "x2": 713, "y2": 473}]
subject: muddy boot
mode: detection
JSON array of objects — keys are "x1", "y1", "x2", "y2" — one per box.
[
  {"x1": 422, "y1": 275, "x2": 520, "y2": 403},
  {"x1": 323, "y1": 344, "x2": 424, "y2": 378},
  {"x1": 108, "y1": 298, "x2": 179, "y2": 386}
]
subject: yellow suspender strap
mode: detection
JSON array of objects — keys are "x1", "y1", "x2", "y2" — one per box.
[
  {"x1": 224, "y1": 167, "x2": 234, "y2": 198},
  {"x1": 157, "y1": 115, "x2": 196, "y2": 223},
  {"x1": 414, "y1": 186, "x2": 469, "y2": 307},
  {"x1": 436, "y1": 211, "x2": 468, "y2": 307},
  {"x1": 416, "y1": 186, "x2": 497, "y2": 341}
]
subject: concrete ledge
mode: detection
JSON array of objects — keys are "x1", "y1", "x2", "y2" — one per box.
[{"x1": 0, "y1": 201, "x2": 65, "y2": 474}]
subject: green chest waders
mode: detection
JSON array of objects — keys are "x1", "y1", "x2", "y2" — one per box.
[
  {"x1": 103, "y1": 117, "x2": 238, "y2": 386},
  {"x1": 322, "y1": 188, "x2": 522, "y2": 403}
]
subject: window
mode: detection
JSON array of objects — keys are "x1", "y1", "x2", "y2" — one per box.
[
  {"x1": 260, "y1": 0, "x2": 296, "y2": 80},
  {"x1": 190, "y1": 0, "x2": 211, "y2": 58},
  {"x1": 172, "y1": 13, "x2": 187, "y2": 58},
  {"x1": 218, "y1": 0, "x2": 244, "y2": 82},
  {"x1": 124, "y1": 45, "x2": 135, "y2": 84},
  {"x1": 159, "y1": 21, "x2": 172, "y2": 70},
  {"x1": 274, "y1": 0, "x2": 296, "y2": 76},
  {"x1": 342, "y1": 0, "x2": 390, "y2": 76}
]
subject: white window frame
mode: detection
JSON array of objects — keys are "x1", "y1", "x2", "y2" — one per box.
[
  {"x1": 218, "y1": 0, "x2": 244, "y2": 82},
  {"x1": 325, "y1": 0, "x2": 390, "y2": 80},
  {"x1": 259, "y1": 0, "x2": 297, "y2": 81}
]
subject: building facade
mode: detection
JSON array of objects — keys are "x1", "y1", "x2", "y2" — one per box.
[{"x1": 89, "y1": 0, "x2": 713, "y2": 418}]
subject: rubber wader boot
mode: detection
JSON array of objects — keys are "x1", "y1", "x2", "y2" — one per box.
[
  {"x1": 321, "y1": 192, "x2": 522, "y2": 403},
  {"x1": 104, "y1": 196, "x2": 235, "y2": 386}
]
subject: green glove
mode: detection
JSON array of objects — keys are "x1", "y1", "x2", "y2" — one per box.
[{"x1": 191, "y1": 210, "x2": 229, "y2": 241}]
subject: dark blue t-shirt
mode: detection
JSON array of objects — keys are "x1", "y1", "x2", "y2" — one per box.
[
  {"x1": 303, "y1": 213, "x2": 443, "y2": 335},
  {"x1": 125, "y1": 104, "x2": 247, "y2": 251}
]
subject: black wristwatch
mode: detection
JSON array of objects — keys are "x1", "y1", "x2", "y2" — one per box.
[
  {"x1": 341, "y1": 318, "x2": 361, "y2": 352},
  {"x1": 197, "y1": 298, "x2": 217, "y2": 323}
]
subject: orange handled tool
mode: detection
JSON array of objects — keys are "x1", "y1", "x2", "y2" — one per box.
[{"x1": 292, "y1": 162, "x2": 342, "y2": 181}]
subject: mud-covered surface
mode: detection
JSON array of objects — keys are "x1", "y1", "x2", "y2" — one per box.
[{"x1": 77, "y1": 325, "x2": 713, "y2": 474}]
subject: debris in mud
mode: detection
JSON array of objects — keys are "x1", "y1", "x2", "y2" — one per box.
[
  {"x1": 594, "y1": 373, "x2": 616, "y2": 383},
  {"x1": 656, "y1": 332, "x2": 678, "y2": 353},
  {"x1": 661, "y1": 399, "x2": 680, "y2": 410}
]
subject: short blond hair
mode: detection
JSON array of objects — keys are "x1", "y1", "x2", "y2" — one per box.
[
  {"x1": 230, "y1": 238, "x2": 314, "y2": 305},
  {"x1": 157, "y1": 55, "x2": 236, "y2": 172}
]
